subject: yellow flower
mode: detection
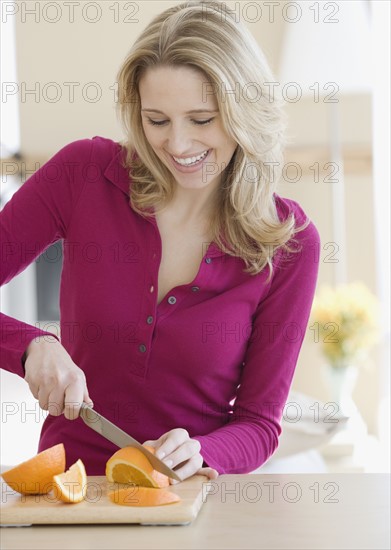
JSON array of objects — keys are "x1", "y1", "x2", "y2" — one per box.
[{"x1": 310, "y1": 281, "x2": 381, "y2": 368}]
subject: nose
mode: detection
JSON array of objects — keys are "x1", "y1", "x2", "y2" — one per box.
[{"x1": 165, "y1": 122, "x2": 194, "y2": 155}]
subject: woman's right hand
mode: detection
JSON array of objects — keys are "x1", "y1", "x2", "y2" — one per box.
[{"x1": 23, "y1": 336, "x2": 94, "y2": 420}]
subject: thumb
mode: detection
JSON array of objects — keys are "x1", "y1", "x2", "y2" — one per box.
[{"x1": 197, "y1": 467, "x2": 219, "y2": 480}]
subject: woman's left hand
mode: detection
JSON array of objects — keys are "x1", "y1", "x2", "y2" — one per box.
[{"x1": 143, "y1": 428, "x2": 219, "y2": 485}]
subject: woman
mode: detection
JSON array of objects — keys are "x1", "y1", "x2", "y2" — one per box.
[{"x1": 0, "y1": 0, "x2": 320, "y2": 482}]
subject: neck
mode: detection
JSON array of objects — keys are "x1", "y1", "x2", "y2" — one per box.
[{"x1": 163, "y1": 179, "x2": 220, "y2": 229}]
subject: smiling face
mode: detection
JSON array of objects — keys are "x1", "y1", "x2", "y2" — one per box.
[{"x1": 139, "y1": 65, "x2": 237, "y2": 194}]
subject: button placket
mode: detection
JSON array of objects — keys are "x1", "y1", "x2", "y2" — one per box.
[
  {"x1": 130, "y1": 217, "x2": 162, "y2": 378},
  {"x1": 153, "y1": 243, "x2": 218, "y2": 321},
  {"x1": 136, "y1": 243, "x2": 158, "y2": 370}
]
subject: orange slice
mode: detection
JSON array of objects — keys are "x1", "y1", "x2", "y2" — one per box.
[
  {"x1": 52, "y1": 459, "x2": 87, "y2": 503},
  {"x1": 108, "y1": 486, "x2": 181, "y2": 507},
  {"x1": 1, "y1": 443, "x2": 65, "y2": 495},
  {"x1": 106, "y1": 445, "x2": 169, "y2": 488}
]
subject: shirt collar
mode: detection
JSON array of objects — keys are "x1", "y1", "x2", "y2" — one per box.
[{"x1": 103, "y1": 146, "x2": 131, "y2": 196}]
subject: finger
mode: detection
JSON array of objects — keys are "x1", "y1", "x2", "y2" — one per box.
[
  {"x1": 176, "y1": 467, "x2": 218, "y2": 485},
  {"x1": 197, "y1": 467, "x2": 219, "y2": 480},
  {"x1": 159, "y1": 438, "x2": 200, "y2": 467},
  {"x1": 152, "y1": 434, "x2": 171, "y2": 457},
  {"x1": 168, "y1": 454, "x2": 203, "y2": 485},
  {"x1": 63, "y1": 380, "x2": 85, "y2": 420},
  {"x1": 83, "y1": 389, "x2": 94, "y2": 408},
  {"x1": 47, "y1": 389, "x2": 65, "y2": 416},
  {"x1": 27, "y1": 382, "x2": 39, "y2": 400},
  {"x1": 142, "y1": 440, "x2": 158, "y2": 448},
  {"x1": 154, "y1": 429, "x2": 190, "y2": 460},
  {"x1": 37, "y1": 386, "x2": 50, "y2": 411}
]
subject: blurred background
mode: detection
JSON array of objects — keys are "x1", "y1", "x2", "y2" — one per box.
[{"x1": 1, "y1": 0, "x2": 389, "y2": 473}]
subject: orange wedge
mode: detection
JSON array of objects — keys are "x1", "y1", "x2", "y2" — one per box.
[
  {"x1": 1, "y1": 443, "x2": 65, "y2": 495},
  {"x1": 52, "y1": 459, "x2": 87, "y2": 503},
  {"x1": 106, "y1": 445, "x2": 169, "y2": 488},
  {"x1": 108, "y1": 486, "x2": 181, "y2": 507}
]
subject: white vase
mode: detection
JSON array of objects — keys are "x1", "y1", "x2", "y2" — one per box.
[{"x1": 322, "y1": 364, "x2": 367, "y2": 436}]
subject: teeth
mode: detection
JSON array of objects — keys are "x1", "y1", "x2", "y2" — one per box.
[{"x1": 173, "y1": 150, "x2": 209, "y2": 166}]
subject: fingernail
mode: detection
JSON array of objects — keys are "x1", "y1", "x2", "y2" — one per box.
[
  {"x1": 171, "y1": 479, "x2": 179, "y2": 485},
  {"x1": 164, "y1": 459, "x2": 173, "y2": 467},
  {"x1": 156, "y1": 451, "x2": 165, "y2": 459}
]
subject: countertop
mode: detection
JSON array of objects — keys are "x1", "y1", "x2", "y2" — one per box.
[{"x1": 1, "y1": 473, "x2": 389, "y2": 550}]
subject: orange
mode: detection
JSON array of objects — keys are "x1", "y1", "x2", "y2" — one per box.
[
  {"x1": 108, "y1": 486, "x2": 181, "y2": 507},
  {"x1": 106, "y1": 445, "x2": 169, "y2": 488},
  {"x1": 52, "y1": 459, "x2": 87, "y2": 503},
  {"x1": 1, "y1": 443, "x2": 65, "y2": 495}
]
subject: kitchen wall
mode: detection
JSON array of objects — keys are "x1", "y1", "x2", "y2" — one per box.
[{"x1": 3, "y1": 1, "x2": 379, "y2": 450}]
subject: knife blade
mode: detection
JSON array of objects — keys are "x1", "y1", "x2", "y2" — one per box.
[{"x1": 79, "y1": 403, "x2": 181, "y2": 481}]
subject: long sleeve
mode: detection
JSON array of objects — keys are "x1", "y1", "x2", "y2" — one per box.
[
  {"x1": 0, "y1": 134, "x2": 322, "y2": 476},
  {"x1": 192, "y1": 215, "x2": 321, "y2": 474},
  {"x1": 0, "y1": 139, "x2": 93, "y2": 377}
]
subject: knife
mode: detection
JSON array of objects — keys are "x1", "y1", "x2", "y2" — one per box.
[{"x1": 79, "y1": 403, "x2": 181, "y2": 481}]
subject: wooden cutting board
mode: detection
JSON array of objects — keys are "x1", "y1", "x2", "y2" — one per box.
[{"x1": 1, "y1": 474, "x2": 212, "y2": 526}]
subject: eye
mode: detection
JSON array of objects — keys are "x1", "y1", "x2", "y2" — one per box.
[
  {"x1": 147, "y1": 119, "x2": 167, "y2": 126},
  {"x1": 193, "y1": 118, "x2": 214, "y2": 125},
  {"x1": 146, "y1": 118, "x2": 215, "y2": 126}
]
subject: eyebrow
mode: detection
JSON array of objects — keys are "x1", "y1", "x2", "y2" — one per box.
[{"x1": 141, "y1": 109, "x2": 219, "y2": 114}]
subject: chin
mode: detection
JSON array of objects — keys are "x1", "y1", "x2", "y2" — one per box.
[{"x1": 176, "y1": 179, "x2": 209, "y2": 190}]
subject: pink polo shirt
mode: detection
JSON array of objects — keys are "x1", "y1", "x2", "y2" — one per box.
[{"x1": 0, "y1": 136, "x2": 320, "y2": 475}]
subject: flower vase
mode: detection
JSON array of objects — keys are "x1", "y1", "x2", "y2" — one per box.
[{"x1": 322, "y1": 364, "x2": 367, "y2": 436}]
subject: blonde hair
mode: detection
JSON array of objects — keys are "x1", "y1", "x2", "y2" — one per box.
[{"x1": 116, "y1": 0, "x2": 309, "y2": 282}]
